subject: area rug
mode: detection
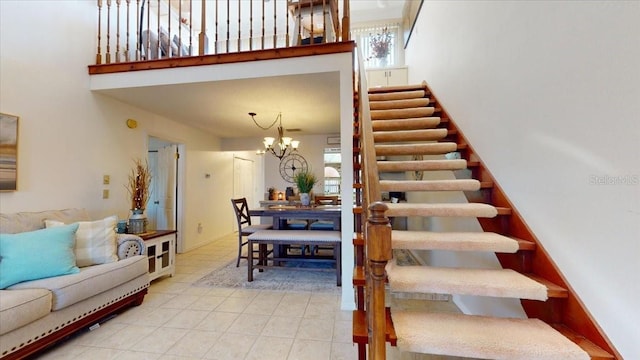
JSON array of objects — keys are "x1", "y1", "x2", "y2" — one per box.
[{"x1": 192, "y1": 249, "x2": 420, "y2": 292}]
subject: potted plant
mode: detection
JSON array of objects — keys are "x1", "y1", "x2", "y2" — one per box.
[{"x1": 293, "y1": 170, "x2": 317, "y2": 206}]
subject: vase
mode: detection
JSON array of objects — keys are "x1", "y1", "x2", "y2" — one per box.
[
  {"x1": 300, "y1": 193, "x2": 311, "y2": 206},
  {"x1": 129, "y1": 209, "x2": 147, "y2": 234}
]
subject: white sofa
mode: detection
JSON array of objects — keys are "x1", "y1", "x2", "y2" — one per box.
[{"x1": 0, "y1": 209, "x2": 150, "y2": 359}]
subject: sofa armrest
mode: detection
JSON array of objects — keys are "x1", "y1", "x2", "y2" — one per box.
[{"x1": 117, "y1": 234, "x2": 146, "y2": 259}]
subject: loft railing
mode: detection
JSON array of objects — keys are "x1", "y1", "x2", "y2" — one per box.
[
  {"x1": 94, "y1": 0, "x2": 350, "y2": 65},
  {"x1": 356, "y1": 48, "x2": 392, "y2": 359}
]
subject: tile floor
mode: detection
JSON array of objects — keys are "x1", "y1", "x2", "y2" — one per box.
[{"x1": 34, "y1": 233, "x2": 466, "y2": 360}]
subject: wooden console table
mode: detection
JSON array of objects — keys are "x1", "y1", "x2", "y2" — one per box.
[{"x1": 140, "y1": 230, "x2": 176, "y2": 281}]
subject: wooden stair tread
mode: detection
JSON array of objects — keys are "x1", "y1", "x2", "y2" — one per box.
[
  {"x1": 375, "y1": 142, "x2": 458, "y2": 156},
  {"x1": 353, "y1": 232, "x2": 364, "y2": 246},
  {"x1": 380, "y1": 179, "x2": 481, "y2": 192},
  {"x1": 352, "y1": 308, "x2": 397, "y2": 346},
  {"x1": 369, "y1": 98, "x2": 431, "y2": 110},
  {"x1": 386, "y1": 263, "x2": 553, "y2": 300},
  {"x1": 372, "y1": 117, "x2": 441, "y2": 131},
  {"x1": 391, "y1": 230, "x2": 522, "y2": 253},
  {"x1": 368, "y1": 84, "x2": 426, "y2": 94},
  {"x1": 377, "y1": 159, "x2": 468, "y2": 172},
  {"x1": 525, "y1": 274, "x2": 568, "y2": 298},
  {"x1": 371, "y1": 107, "x2": 436, "y2": 120},
  {"x1": 373, "y1": 128, "x2": 449, "y2": 142},
  {"x1": 386, "y1": 202, "x2": 500, "y2": 218},
  {"x1": 392, "y1": 311, "x2": 592, "y2": 360}
]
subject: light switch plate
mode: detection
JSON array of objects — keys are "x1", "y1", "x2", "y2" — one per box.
[
  {"x1": 102, "y1": 189, "x2": 109, "y2": 199},
  {"x1": 103, "y1": 175, "x2": 110, "y2": 185}
]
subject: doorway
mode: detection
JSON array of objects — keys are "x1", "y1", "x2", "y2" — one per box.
[{"x1": 148, "y1": 136, "x2": 184, "y2": 251}]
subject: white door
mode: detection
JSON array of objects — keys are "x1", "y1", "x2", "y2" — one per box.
[
  {"x1": 156, "y1": 144, "x2": 177, "y2": 230},
  {"x1": 233, "y1": 157, "x2": 255, "y2": 230},
  {"x1": 146, "y1": 152, "x2": 159, "y2": 230}
]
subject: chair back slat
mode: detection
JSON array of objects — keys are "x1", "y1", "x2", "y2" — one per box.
[{"x1": 231, "y1": 198, "x2": 252, "y2": 230}]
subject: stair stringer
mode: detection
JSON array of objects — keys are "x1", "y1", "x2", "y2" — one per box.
[{"x1": 423, "y1": 81, "x2": 620, "y2": 359}]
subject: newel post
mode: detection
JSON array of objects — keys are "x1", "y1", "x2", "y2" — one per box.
[{"x1": 366, "y1": 202, "x2": 392, "y2": 360}]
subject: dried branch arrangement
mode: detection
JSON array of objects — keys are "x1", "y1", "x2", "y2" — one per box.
[{"x1": 126, "y1": 158, "x2": 152, "y2": 211}]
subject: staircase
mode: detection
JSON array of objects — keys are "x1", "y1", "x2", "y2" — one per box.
[{"x1": 352, "y1": 82, "x2": 618, "y2": 359}]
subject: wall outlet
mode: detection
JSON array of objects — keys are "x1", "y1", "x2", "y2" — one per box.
[
  {"x1": 197, "y1": 223, "x2": 203, "y2": 234},
  {"x1": 102, "y1": 189, "x2": 109, "y2": 199}
]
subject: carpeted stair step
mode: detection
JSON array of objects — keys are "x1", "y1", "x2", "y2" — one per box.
[
  {"x1": 391, "y1": 230, "x2": 524, "y2": 253},
  {"x1": 371, "y1": 107, "x2": 435, "y2": 120},
  {"x1": 377, "y1": 159, "x2": 468, "y2": 172},
  {"x1": 373, "y1": 128, "x2": 449, "y2": 142},
  {"x1": 372, "y1": 117, "x2": 441, "y2": 131},
  {"x1": 369, "y1": 83, "x2": 427, "y2": 93},
  {"x1": 375, "y1": 142, "x2": 458, "y2": 156},
  {"x1": 368, "y1": 89, "x2": 425, "y2": 101},
  {"x1": 386, "y1": 203, "x2": 500, "y2": 218},
  {"x1": 392, "y1": 311, "x2": 590, "y2": 360},
  {"x1": 380, "y1": 179, "x2": 481, "y2": 192},
  {"x1": 370, "y1": 98, "x2": 431, "y2": 110},
  {"x1": 385, "y1": 261, "x2": 550, "y2": 300}
]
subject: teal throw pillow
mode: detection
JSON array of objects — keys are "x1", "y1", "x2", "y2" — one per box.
[{"x1": 0, "y1": 223, "x2": 80, "y2": 289}]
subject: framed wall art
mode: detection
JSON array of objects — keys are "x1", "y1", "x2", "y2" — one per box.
[{"x1": 0, "y1": 113, "x2": 19, "y2": 191}]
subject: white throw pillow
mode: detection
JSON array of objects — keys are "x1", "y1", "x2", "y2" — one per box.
[{"x1": 45, "y1": 215, "x2": 118, "y2": 267}]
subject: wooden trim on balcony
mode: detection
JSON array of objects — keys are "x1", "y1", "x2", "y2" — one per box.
[{"x1": 88, "y1": 41, "x2": 355, "y2": 75}]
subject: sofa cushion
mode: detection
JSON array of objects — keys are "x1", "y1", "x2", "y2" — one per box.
[
  {"x1": 8, "y1": 255, "x2": 147, "y2": 311},
  {"x1": 0, "y1": 289, "x2": 52, "y2": 335},
  {"x1": 0, "y1": 224, "x2": 80, "y2": 289},
  {"x1": 46, "y1": 215, "x2": 118, "y2": 267},
  {"x1": 0, "y1": 209, "x2": 90, "y2": 234}
]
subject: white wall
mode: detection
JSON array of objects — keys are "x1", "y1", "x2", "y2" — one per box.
[
  {"x1": 222, "y1": 134, "x2": 331, "y2": 197},
  {"x1": 405, "y1": 1, "x2": 639, "y2": 358},
  {"x1": 0, "y1": 1, "x2": 238, "y2": 252}
]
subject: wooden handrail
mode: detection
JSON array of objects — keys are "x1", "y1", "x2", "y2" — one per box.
[
  {"x1": 93, "y1": 0, "x2": 350, "y2": 65},
  {"x1": 356, "y1": 47, "x2": 390, "y2": 359}
]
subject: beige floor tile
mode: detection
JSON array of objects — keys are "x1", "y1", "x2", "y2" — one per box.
[
  {"x1": 189, "y1": 295, "x2": 226, "y2": 311},
  {"x1": 215, "y1": 296, "x2": 253, "y2": 313},
  {"x1": 164, "y1": 309, "x2": 212, "y2": 329},
  {"x1": 332, "y1": 320, "x2": 352, "y2": 343},
  {"x1": 304, "y1": 301, "x2": 338, "y2": 319},
  {"x1": 149, "y1": 280, "x2": 192, "y2": 294},
  {"x1": 33, "y1": 343, "x2": 91, "y2": 359},
  {"x1": 296, "y1": 318, "x2": 334, "y2": 341},
  {"x1": 331, "y1": 342, "x2": 358, "y2": 360},
  {"x1": 261, "y1": 315, "x2": 302, "y2": 338},
  {"x1": 203, "y1": 332, "x2": 257, "y2": 360},
  {"x1": 226, "y1": 313, "x2": 270, "y2": 335},
  {"x1": 72, "y1": 322, "x2": 128, "y2": 346},
  {"x1": 288, "y1": 338, "x2": 332, "y2": 360},
  {"x1": 141, "y1": 292, "x2": 178, "y2": 308},
  {"x1": 110, "y1": 350, "x2": 162, "y2": 359},
  {"x1": 97, "y1": 324, "x2": 157, "y2": 350},
  {"x1": 195, "y1": 311, "x2": 239, "y2": 332},
  {"x1": 228, "y1": 288, "x2": 261, "y2": 299},
  {"x1": 243, "y1": 296, "x2": 281, "y2": 315},
  {"x1": 165, "y1": 329, "x2": 221, "y2": 357},
  {"x1": 273, "y1": 299, "x2": 308, "y2": 317},
  {"x1": 135, "y1": 307, "x2": 182, "y2": 327},
  {"x1": 160, "y1": 294, "x2": 202, "y2": 309},
  {"x1": 133, "y1": 327, "x2": 189, "y2": 354},
  {"x1": 245, "y1": 336, "x2": 294, "y2": 360}
]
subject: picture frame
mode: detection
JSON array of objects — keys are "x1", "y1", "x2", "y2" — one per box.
[
  {"x1": 0, "y1": 113, "x2": 19, "y2": 191},
  {"x1": 403, "y1": 0, "x2": 424, "y2": 49}
]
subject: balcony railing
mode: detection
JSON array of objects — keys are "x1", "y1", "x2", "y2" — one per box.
[{"x1": 94, "y1": 0, "x2": 350, "y2": 65}]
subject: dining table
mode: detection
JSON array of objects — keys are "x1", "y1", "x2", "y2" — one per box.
[{"x1": 249, "y1": 204, "x2": 342, "y2": 230}]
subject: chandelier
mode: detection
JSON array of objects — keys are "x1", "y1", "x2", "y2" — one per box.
[{"x1": 250, "y1": 112, "x2": 299, "y2": 160}]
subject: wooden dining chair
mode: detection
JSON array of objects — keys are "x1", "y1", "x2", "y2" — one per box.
[
  {"x1": 231, "y1": 198, "x2": 272, "y2": 267},
  {"x1": 309, "y1": 195, "x2": 339, "y2": 230}
]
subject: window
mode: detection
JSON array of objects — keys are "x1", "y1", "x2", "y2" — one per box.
[{"x1": 353, "y1": 22, "x2": 402, "y2": 69}]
